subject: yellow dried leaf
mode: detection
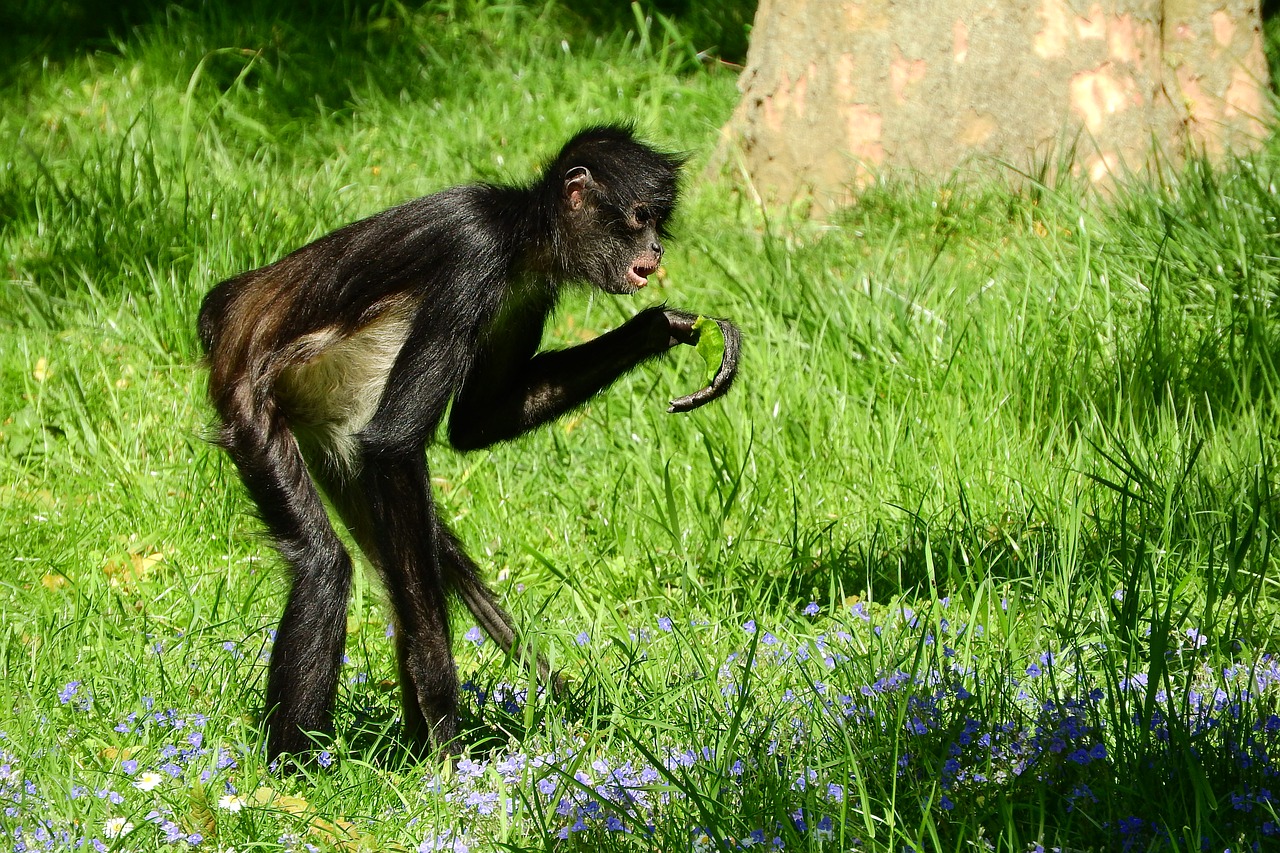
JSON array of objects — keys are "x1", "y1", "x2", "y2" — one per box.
[
  {"x1": 99, "y1": 746, "x2": 140, "y2": 761},
  {"x1": 308, "y1": 816, "x2": 373, "y2": 852},
  {"x1": 41, "y1": 572, "x2": 70, "y2": 591},
  {"x1": 251, "y1": 786, "x2": 311, "y2": 815},
  {"x1": 103, "y1": 550, "x2": 166, "y2": 586},
  {"x1": 102, "y1": 560, "x2": 129, "y2": 584},
  {"x1": 132, "y1": 551, "x2": 165, "y2": 574},
  {"x1": 249, "y1": 786, "x2": 276, "y2": 806},
  {"x1": 274, "y1": 793, "x2": 312, "y2": 815},
  {"x1": 32, "y1": 358, "x2": 50, "y2": 382}
]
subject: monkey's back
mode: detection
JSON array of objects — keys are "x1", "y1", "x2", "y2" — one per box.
[{"x1": 198, "y1": 185, "x2": 522, "y2": 414}]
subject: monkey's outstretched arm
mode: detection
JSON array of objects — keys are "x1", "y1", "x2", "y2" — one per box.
[{"x1": 449, "y1": 305, "x2": 727, "y2": 450}]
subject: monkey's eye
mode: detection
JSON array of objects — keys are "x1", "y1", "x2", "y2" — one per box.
[{"x1": 632, "y1": 205, "x2": 654, "y2": 228}]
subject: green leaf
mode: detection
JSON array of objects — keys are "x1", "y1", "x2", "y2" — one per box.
[{"x1": 692, "y1": 316, "x2": 725, "y2": 386}]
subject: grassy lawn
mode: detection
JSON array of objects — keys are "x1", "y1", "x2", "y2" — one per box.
[{"x1": 3, "y1": 2, "x2": 1280, "y2": 850}]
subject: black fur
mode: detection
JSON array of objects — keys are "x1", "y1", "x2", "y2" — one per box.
[{"x1": 198, "y1": 124, "x2": 740, "y2": 759}]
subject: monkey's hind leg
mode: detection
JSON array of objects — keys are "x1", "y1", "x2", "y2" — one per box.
[
  {"x1": 218, "y1": 403, "x2": 355, "y2": 760},
  {"x1": 356, "y1": 453, "x2": 461, "y2": 753}
]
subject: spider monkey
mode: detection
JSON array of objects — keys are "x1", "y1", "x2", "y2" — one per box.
[{"x1": 197, "y1": 124, "x2": 741, "y2": 760}]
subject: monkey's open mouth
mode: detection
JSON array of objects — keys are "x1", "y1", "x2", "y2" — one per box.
[{"x1": 628, "y1": 264, "x2": 658, "y2": 288}]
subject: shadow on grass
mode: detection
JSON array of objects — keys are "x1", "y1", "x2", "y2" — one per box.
[
  {"x1": 2, "y1": 0, "x2": 759, "y2": 313},
  {"x1": 336, "y1": 663, "x2": 608, "y2": 768},
  {"x1": 779, "y1": 513, "x2": 1059, "y2": 602},
  {"x1": 0, "y1": 0, "x2": 155, "y2": 74},
  {"x1": 2, "y1": 0, "x2": 759, "y2": 95},
  {"x1": 778, "y1": 446, "x2": 1276, "y2": 649},
  {"x1": 559, "y1": 0, "x2": 756, "y2": 64},
  {"x1": 4, "y1": 0, "x2": 485, "y2": 122}
]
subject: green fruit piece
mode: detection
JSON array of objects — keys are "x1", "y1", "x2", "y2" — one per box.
[{"x1": 692, "y1": 315, "x2": 725, "y2": 386}]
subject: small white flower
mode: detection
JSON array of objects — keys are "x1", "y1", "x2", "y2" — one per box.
[
  {"x1": 218, "y1": 793, "x2": 247, "y2": 812},
  {"x1": 104, "y1": 817, "x2": 134, "y2": 838},
  {"x1": 133, "y1": 771, "x2": 164, "y2": 791}
]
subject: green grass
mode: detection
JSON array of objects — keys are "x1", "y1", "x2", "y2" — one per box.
[{"x1": 3, "y1": 1, "x2": 1280, "y2": 850}]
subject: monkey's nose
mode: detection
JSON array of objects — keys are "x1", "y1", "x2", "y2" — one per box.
[{"x1": 651, "y1": 242, "x2": 663, "y2": 256}]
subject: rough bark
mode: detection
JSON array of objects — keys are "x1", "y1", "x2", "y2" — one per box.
[{"x1": 716, "y1": 0, "x2": 1273, "y2": 208}]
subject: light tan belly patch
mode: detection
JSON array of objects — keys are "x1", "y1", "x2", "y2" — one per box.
[{"x1": 275, "y1": 299, "x2": 419, "y2": 473}]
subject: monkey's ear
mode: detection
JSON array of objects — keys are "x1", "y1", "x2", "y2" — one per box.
[{"x1": 564, "y1": 166, "x2": 593, "y2": 210}]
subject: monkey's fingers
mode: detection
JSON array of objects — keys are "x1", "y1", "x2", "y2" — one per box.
[{"x1": 668, "y1": 318, "x2": 741, "y2": 413}]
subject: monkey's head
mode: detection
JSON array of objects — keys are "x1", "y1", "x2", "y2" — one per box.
[{"x1": 545, "y1": 125, "x2": 684, "y2": 295}]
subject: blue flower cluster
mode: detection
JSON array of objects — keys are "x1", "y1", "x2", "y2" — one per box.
[
  {"x1": 437, "y1": 606, "x2": 1280, "y2": 850},
  {"x1": 4, "y1": 697, "x2": 239, "y2": 852},
  {"x1": 428, "y1": 737, "x2": 823, "y2": 846},
  {"x1": 8, "y1": 602, "x2": 1280, "y2": 851}
]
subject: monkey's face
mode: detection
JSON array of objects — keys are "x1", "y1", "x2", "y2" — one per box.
[
  {"x1": 581, "y1": 220, "x2": 664, "y2": 295},
  {"x1": 613, "y1": 204, "x2": 666, "y2": 294},
  {"x1": 559, "y1": 163, "x2": 676, "y2": 296},
  {"x1": 568, "y1": 200, "x2": 671, "y2": 296}
]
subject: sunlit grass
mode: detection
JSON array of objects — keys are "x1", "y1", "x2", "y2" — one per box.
[{"x1": 3, "y1": 1, "x2": 1280, "y2": 851}]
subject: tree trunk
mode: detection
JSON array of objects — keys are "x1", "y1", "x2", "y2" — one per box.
[{"x1": 716, "y1": 0, "x2": 1273, "y2": 208}]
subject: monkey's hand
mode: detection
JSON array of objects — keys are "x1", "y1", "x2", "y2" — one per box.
[{"x1": 665, "y1": 311, "x2": 741, "y2": 413}]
